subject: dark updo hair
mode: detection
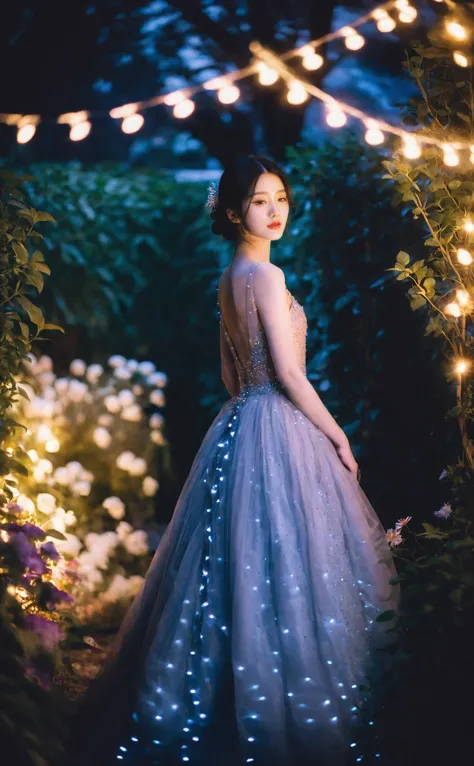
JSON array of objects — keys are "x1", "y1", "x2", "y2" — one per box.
[{"x1": 210, "y1": 154, "x2": 295, "y2": 242}]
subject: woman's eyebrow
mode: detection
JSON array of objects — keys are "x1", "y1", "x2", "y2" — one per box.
[{"x1": 251, "y1": 188, "x2": 286, "y2": 197}]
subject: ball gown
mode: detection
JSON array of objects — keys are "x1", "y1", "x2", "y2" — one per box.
[{"x1": 63, "y1": 261, "x2": 399, "y2": 766}]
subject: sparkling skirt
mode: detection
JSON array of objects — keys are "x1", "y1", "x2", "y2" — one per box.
[{"x1": 63, "y1": 382, "x2": 398, "y2": 766}]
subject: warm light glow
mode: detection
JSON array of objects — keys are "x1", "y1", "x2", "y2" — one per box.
[
  {"x1": 17, "y1": 124, "x2": 36, "y2": 144},
  {"x1": 45, "y1": 438, "x2": 60, "y2": 453},
  {"x1": 203, "y1": 77, "x2": 227, "y2": 91},
  {"x1": 37, "y1": 424, "x2": 53, "y2": 443},
  {"x1": 446, "y1": 302, "x2": 461, "y2": 317},
  {"x1": 443, "y1": 144, "x2": 460, "y2": 167},
  {"x1": 395, "y1": 0, "x2": 409, "y2": 8},
  {"x1": 257, "y1": 64, "x2": 279, "y2": 86},
  {"x1": 399, "y1": 6, "x2": 417, "y2": 23},
  {"x1": 302, "y1": 53, "x2": 324, "y2": 71},
  {"x1": 453, "y1": 51, "x2": 469, "y2": 68},
  {"x1": 27, "y1": 449, "x2": 39, "y2": 463},
  {"x1": 457, "y1": 248, "x2": 473, "y2": 266},
  {"x1": 326, "y1": 105, "x2": 347, "y2": 128},
  {"x1": 70, "y1": 121, "x2": 91, "y2": 141},
  {"x1": 164, "y1": 90, "x2": 185, "y2": 106},
  {"x1": 121, "y1": 113, "x2": 144, "y2": 134},
  {"x1": 364, "y1": 120, "x2": 384, "y2": 145},
  {"x1": 173, "y1": 99, "x2": 195, "y2": 119},
  {"x1": 345, "y1": 34, "x2": 365, "y2": 51},
  {"x1": 446, "y1": 21, "x2": 467, "y2": 41},
  {"x1": 372, "y1": 9, "x2": 388, "y2": 20},
  {"x1": 218, "y1": 85, "x2": 240, "y2": 105},
  {"x1": 109, "y1": 103, "x2": 138, "y2": 119},
  {"x1": 456, "y1": 359, "x2": 469, "y2": 375},
  {"x1": 464, "y1": 219, "x2": 474, "y2": 233},
  {"x1": 402, "y1": 135, "x2": 421, "y2": 159},
  {"x1": 287, "y1": 81, "x2": 308, "y2": 105},
  {"x1": 456, "y1": 289, "x2": 470, "y2": 306},
  {"x1": 377, "y1": 16, "x2": 396, "y2": 33}
]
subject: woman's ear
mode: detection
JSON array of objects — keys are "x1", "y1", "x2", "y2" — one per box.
[{"x1": 226, "y1": 208, "x2": 240, "y2": 223}]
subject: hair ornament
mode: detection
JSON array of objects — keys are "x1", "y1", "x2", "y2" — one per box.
[{"x1": 206, "y1": 181, "x2": 218, "y2": 211}]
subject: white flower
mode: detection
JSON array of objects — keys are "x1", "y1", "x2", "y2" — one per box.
[
  {"x1": 66, "y1": 461, "x2": 82, "y2": 479},
  {"x1": 104, "y1": 394, "x2": 121, "y2": 413},
  {"x1": 128, "y1": 575, "x2": 145, "y2": 595},
  {"x1": 114, "y1": 366, "x2": 132, "y2": 380},
  {"x1": 70, "y1": 359, "x2": 87, "y2": 377},
  {"x1": 149, "y1": 413, "x2": 164, "y2": 429},
  {"x1": 116, "y1": 521, "x2": 133, "y2": 540},
  {"x1": 102, "y1": 496, "x2": 126, "y2": 520},
  {"x1": 42, "y1": 386, "x2": 57, "y2": 401},
  {"x1": 53, "y1": 401, "x2": 63, "y2": 414},
  {"x1": 53, "y1": 467, "x2": 70, "y2": 486},
  {"x1": 386, "y1": 528, "x2": 403, "y2": 547},
  {"x1": 151, "y1": 430, "x2": 165, "y2": 446},
  {"x1": 127, "y1": 359, "x2": 139, "y2": 372},
  {"x1": 147, "y1": 372, "x2": 168, "y2": 388},
  {"x1": 16, "y1": 494, "x2": 35, "y2": 514},
  {"x1": 121, "y1": 404, "x2": 141, "y2": 423},
  {"x1": 49, "y1": 507, "x2": 77, "y2": 533},
  {"x1": 116, "y1": 451, "x2": 135, "y2": 471},
  {"x1": 124, "y1": 529, "x2": 148, "y2": 556},
  {"x1": 28, "y1": 397, "x2": 55, "y2": 418},
  {"x1": 102, "y1": 574, "x2": 133, "y2": 603},
  {"x1": 81, "y1": 469, "x2": 94, "y2": 482},
  {"x1": 37, "y1": 458, "x2": 53, "y2": 475},
  {"x1": 68, "y1": 380, "x2": 88, "y2": 402},
  {"x1": 38, "y1": 371, "x2": 55, "y2": 387},
  {"x1": 98, "y1": 413, "x2": 113, "y2": 427},
  {"x1": 150, "y1": 389, "x2": 165, "y2": 407},
  {"x1": 71, "y1": 480, "x2": 92, "y2": 497},
  {"x1": 132, "y1": 384, "x2": 144, "y2": 396},
  {"x1": 38, "y1": 355, "x2": 53, "y2": 372},
  {"x1": 129, "y1": 457, "x2": 147, "y2": 477},
  {"x1": 54, "y1": 532, "x2": 82, "y2": 557},
  {"x1": 108, "y1": 355, "x2": 127, "y2": 368},
  {"x1": 93, "y1": 427, "x2": 112, "y2": 449},
  {"x1": 84, "y1": 531, "x2": 119, "y2": 569},
  {"x1": 86, "y1": 363, "x2": 104, "y2": 383},
  {"x1": 138, "y1": 361, "x2": 156, "y2": 376},
  {"x1": 142, "y1": 476, "x2": 159, "y2": 496},
  {"x1": 117, "y1": 389, "x2": 134, "y2": 407},
  {"x1": 55, "y1": 378, "x2": 69, "y2": 394},
  {"x1": 434, "y1": 503, "x2": 453, "y2": 520},
  {"x1": 36, "y1": 492, "x2": 57, "y2": 515}
]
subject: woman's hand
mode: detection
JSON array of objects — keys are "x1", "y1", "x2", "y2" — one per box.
[{"x1": 334, "y1": 437, "x2": 359, "y2": 480}]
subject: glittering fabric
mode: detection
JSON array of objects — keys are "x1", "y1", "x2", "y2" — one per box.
[{"x1": 63, "y1": 263, "x2": 399, "y2": 766}]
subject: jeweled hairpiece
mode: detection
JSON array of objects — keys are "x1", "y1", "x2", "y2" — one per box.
[{"x1": 206, "y1": 181, "x2": 218, "y2": 211}]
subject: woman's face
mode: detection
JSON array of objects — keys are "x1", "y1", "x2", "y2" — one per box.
[{"x1": 230, "y1": 172, "x2": 290, "y2": 241}]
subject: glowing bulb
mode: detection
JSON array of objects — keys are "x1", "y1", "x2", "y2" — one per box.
[
  {"x1": 164, "y1": 90, "x2": 185, "y2": 106},
  {"x1": 218, "y1": 85, "x2": 240, "y2": 104},
  {"x1": 257, "y1": 64, "x2": 279, "y2": 86},
  {"x1": 364, "y1": 121, "x2": 384, "y2": 146},
  {"x1": 457, "y1": 248, "x2": 473, "y2": 265},
  {"x1": 402, "y1": 135, "x2": 421, "y2": 159},
  {"x1": 27, "y1": 449, "x2": 39, "y2": 463},
  {"x1": 453, "y1": 51, "x2": 469, "y2": 68},
  {"x1": 464, "y1": 219, "x2": 474, "y2": 233},
  {"x1": 372, "y1": 9, "x2": 388, "y2": 20},
  {"x1": 399, "y1": 6, "x2": 417, "y2": 23},
  {"x1": 45, "y1": 438, "x2": 60, "y2": 453},
  {"x1": 287, "y1": 81, "x2": 308, "y2": 105},
  {"x1": 109, "y1": 103, "x2": 138, "y2": 119},
  {"x1": 37, "y1": 424, "x2": 53, "y2": 443},
  {"x1": 326, "y1": 105, "x2": 347, "y2": 128},
  {"x1": 121, "y1": 114, "x2": 144, "y2": 134},
  {"x1": 377, "y1": 17, "x2": 396, "y2": 33},
  {"x1": 457, "y1": 289, "x2": 470, "y2": 306},
  {"x1": 345, "y1": 34, "x2": 365, "y2": 51},
  {"x1": 446, "y1": 302, "x2": 461, "y2": 317},
  {"x1": 299, "y1": 45, "x2": 316, "y2": 58},
  {"x1": 443, "y1": 144, "x2": 459, "y2": 167},
  {"x1": 446, "y1": 21, "x2": 467, "y2": 41},
  {"x1": 17, "y1": 124, "x2": 36, "y2": 144},
  {"x1": 302, "y1": 53, "x2": 324, "y2": 71},
  {"x1": 456, "y1": 359, "x2": 469, "y2": 375},
  {"x1": 70, "y1": 121, "x2": 91, "y2": 141},
  {"x1": 173, "y1": 100, "x2": 195, "y2": 119},
  {"x1": 395, "y1": 0, "x2": 409, "y2": 7}
]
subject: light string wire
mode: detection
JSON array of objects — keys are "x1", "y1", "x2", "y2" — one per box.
[{"x1": 0, "y1": 0, "x2": 425, "y2": 141}]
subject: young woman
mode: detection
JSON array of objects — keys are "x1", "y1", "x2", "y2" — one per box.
[{"x1": 63, "y1": 155, "x2": 398, "y2": 766}]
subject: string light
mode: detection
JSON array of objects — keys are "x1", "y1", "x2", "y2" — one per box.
[
  {"x1": 17, "y1": 124, "x2": 36, "y2": 144},
  {"x1": 457, "y1": 249, "x2": 473, "y2": 266},
  {"x1": 446, "y1": 302, "x2": 462, "y2": 317},
  {"x1": 287, "y1": 81, "x2": 308, "y2": 105},
  {"x1": 341, "y1": 27, "x2": 365, "y2": 51},
  {"x1": 402, "y1": 134, "x2": 421, "y2": 159},
  {"x1": 446, "y1": 21, "x2": 467, "y2": 42},
  {"x1": 257, "y1": 63, "x2": 279, "y2": 86},
  {"x1": 218, "y1": 85, "x2": 240, "y2": 105},
  {"x1": 164, "y1": 90, "x2": 186, "y2": 106},
  {"x1": 326, "y1": 104, "x2": 347, "y2": 128},
  {"x1": 443, "y1": 144, "x2": 460, "y2": 167},
  {"x1": 453, "y1": 51, "x2": 469, "y2": 68},
  {"x1": 301, "y1": 50, "x2": 324, "y2": 71},
  {"x1": 109, "y1": 103, "x2": 139, "y2": 119},
  {"x1": 377, "y1": 15, "x2": 397, "y2": 33},
  {"x1": 455, "y1": 359, "x2": 469, "y2": 375},
  {"x1": 470, "y1": 145, "x2": 474, "y2": 165},
  {"x1": 464, "y1": 219, "x2": 474, "y2": 234},
  {"x1": 398, "y1": 6, "x2": 417, "y2": 23},
  {"x1": 122, "y1": 114, "x2": 144, "y2": 134},
  {"x1": 456, "y1": 289, "x2": 470, "y2": 307},
  {"x1": 364, "y1": 119, "x2": 385, "y2": 145},
  {"x1": 173, "y1": 100, "x2": 195, "y2": 119},
  {"x1": 70, "y1": 121, "x2": 91, "y2": 141}
]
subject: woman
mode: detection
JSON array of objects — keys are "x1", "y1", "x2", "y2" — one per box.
[{"x1": 63, "y1": 155, "x2": 398, "y2": 766}]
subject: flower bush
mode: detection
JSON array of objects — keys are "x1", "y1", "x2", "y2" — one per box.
[{"x1": 10, "y1": 351, "x2": 169, "y2": 627}]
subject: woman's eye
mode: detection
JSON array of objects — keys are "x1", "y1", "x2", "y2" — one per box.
[{"x1": 279, "y1": 197, "x2": 287, "y2": 203}]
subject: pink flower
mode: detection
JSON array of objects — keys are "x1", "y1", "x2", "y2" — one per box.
[
  {"x1": 395, "y1": 516, "x2": 412, "y2": 530},
  {"x1": 386, "y1": 528, "x2": 403, "y2": 547}
]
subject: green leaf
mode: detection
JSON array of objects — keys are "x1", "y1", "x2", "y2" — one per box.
[
  {"x1": 35, "y1": 211, "x2": 56, "y2": 223},
  {"x1": 396, "y1": 251, "x2": 410, "y2": 266},
  {"x1": 44, "y1": 528, "x2": 67, "y2": 541},
  {"x1": 33, "y1": 262, "x2": 51, "y2": 275},
  {"x1": 16, "y1": 296, "x2": 45, "y2": 329},
  {"x1": 43, "y1": 323, "x2": 65, "y2": 333},
  {"x1": 447, "y1": 179, "x2": 462, "y2": 189},
  {"x1": 11, "y1": 241, "x2": 28, "y2": 264},
  {"x1": 26, "y1": 268, "x2": 44, "y2": 293}
]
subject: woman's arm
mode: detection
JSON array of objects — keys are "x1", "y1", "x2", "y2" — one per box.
[{"x1": 219, "y1": 317, "x2": 240, "y2": 398}]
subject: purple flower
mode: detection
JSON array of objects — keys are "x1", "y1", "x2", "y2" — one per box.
[
  {"x1": 434, "y1": 503, "x2": 453, "y2": 520},
  {"x1": 40, "y1": 541, "x2": 60, "y2": 562},
  {"x1": 5, "y1": 522, "x2": 45, "y2": 540},
  {"x1": 45, "y1": 584, "x2": 73, "y2": 608},
  {"x1": 5, "y1": 502, "x2": 24, "y2": 514},
  {"x1": 23, "y1": 614, "x2": 64, "y2": 651},
  {"x1": 10, "y1": 531, "x2": 48, "y2": 575}
]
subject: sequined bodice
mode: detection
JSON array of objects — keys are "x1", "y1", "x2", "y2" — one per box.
[{"x1": 219, "y1": 263, "x2": 308, "y2": 393}]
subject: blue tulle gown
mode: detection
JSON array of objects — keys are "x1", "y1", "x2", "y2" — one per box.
[{"x1": 64, "y1": 262, "x2": 399, "y2": 766}]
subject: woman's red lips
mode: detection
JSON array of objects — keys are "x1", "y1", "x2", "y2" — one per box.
[{"x1": 267, "y1": 222, "x2": 282, "y2": 229}]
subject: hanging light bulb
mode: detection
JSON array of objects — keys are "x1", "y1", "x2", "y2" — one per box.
[
  {"x1": 287, "y1": 81, "x2": 308, "y2": 105},
  {"x1": 446, "y1": 21, "x2": 467, "y2": 41},
  {"x1": 395, "y1": 0, "x2": 409, "y2": 7},
  {"x1": 364, "y1": 119, "x2": 385, "y2": 145},
  {"x1": 372, "y1": 9, "x2": 388, "y2": 20},
  {"x1": 455, "y1": 359, "x2": 469, "y2": 375},
  {"x1": 377, "y1": 16, "x2": 397, "y2": 33},
  {"x1": 464, "y1": 219, "x2": 474, "y2": 233},
  {"x1": 446, "y1": 301, "x2": 462, "y2": 317},
  {"x1": 402, "y1": 134, "x2": 421, "y2": 159},
  {"x1": 399, "y1": 6, "x2": 417, "y2": 23},
  {"x1": 203, "y1": 76, "x2": 227, "y2": 91},
  {"x1": 121, "y1": 113, "x2": 144, "y2": 134},
  {"x1": 443, "y1": 144, "x2": 460, "y2": 167},
  {"x1": 457, "y1": 248, "x2": 473, "y2": 265},
  {"x1": 257, "y1": 63, "x2": 279, "y2": 86},
  {"x1": 456, "y1": 289, "x2": 470, "y2": 306},
  {"x1": 70, "y1": 121, "x2": 91, "y2": 141},
  {"x1": 302, "y1": 52, "x2": 324, "y2": 70},
  {"x1": 17, "y1": 124, "x2": 36, "y2": 144},
  {"x1": 218, "y1": 85, "x2": 240, "y2": 104},
  {"x1": 325, "y1": 104, "x2": 347, "y2": 128},
  {"x1": 340, "y1": 27, "x2": 365, "y2": 50},
  {"x1": 173, "y1": 99, "x2": 195, "y2": 119},
  {"x1": 453, "y1": 51, "x2": 469, "y2": 68},
  {"x1": 109, "y1": 103, "x2": 139, "y2": 120}
]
